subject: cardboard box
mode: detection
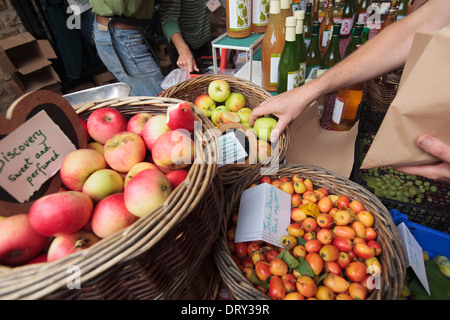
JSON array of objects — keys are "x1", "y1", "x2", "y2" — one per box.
[
  {"x1": 10, "y1": 65, "x2": 61, "y2": 97},
  {"x1": 0, "y1": 32, "x2": 57, "y2": 76}
]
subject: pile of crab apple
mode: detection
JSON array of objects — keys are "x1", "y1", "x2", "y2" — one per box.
[{"x1": 227, "y1": 174, "x2": 383, "y2": 300}]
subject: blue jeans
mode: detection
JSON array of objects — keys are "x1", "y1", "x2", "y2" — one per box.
[{"x1": 93, "y1": 20, "x2": 164, "y2": 96}]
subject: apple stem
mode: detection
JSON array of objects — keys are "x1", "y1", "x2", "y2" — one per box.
[{"x1": 75, "y1": 238, "x2": 88, "y2": 248}]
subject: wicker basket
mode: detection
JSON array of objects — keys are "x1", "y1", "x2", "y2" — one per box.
[
  {"x1": 364, "y1": 67, "x2": 404, "y2": 112},
  {"x1": 159, "y1": 74, "x2": 290, "y2": 186},
  {"x1": 0, "y1": 96, "x2": 224, "y2": 300},
  {"x1": 213, "y1": 164, "x2": 406, "y2": 300}
]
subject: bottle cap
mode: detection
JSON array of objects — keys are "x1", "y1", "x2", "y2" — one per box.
[
  {"x1": 286, "y1": 16, "x2": 297, "y2": 27},
  {"x1": 294, "y1": 10, "x2": 305, "y2": 20}
]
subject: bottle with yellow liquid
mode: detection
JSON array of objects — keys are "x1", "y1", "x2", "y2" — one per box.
[
  {"x1": 251, "y1": 0, "x2": 270, "y2": 33},
  {"x1": 261, "y1": 0, "x2": 285, "y2": 92},
  {"x1": 294, "y1": 10, "x2": 307, "y2": 86},
  {"x1": 319, "y1": 0, "x2": 334, "y2": 54},
  {"x1": 226, "y1": 0, "x2": 251, "y2": 38}
]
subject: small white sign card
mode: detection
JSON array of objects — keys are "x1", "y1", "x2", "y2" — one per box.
[
  {"x1": 397, "y1": 222, "x2": 431, "y2": 295},
  {"x1": 218, "y1": 131, "x2": 248, "y2": 168},
  {"x1": 234, "y1": 183, "x2": 291, "y2": 248},
  {"x1": 0, "y1": 110, "x2": 76, "y2": 203}
]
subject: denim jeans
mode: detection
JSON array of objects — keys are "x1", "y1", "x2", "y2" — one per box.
[{"x1": 93, "y1": 20, "x2": 164, "y2": 96}]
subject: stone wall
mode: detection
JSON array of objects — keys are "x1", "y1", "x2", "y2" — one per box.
[{"x1": 0, "y1": 0, "x2": 26, "y2": 115}]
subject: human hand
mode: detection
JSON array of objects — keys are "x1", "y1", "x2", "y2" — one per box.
[
  {"x1": 177, "y1": 49, "x2": 199, "y2": 73},
  {"x1": 395, "y1": 134, "x2": 450, "y2": 184},
  {"x1": 249, "y1": 86, "x2": 315, "y2": 143}
]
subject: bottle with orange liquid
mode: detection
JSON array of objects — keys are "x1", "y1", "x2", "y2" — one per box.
[
  {"x1": 281, "y1": 0, "x2": 293, "y2": 34},
  {"x1": 261, "y1": 0, "x2": 286, "y2": 92},
  {"x1": 319, "y1": 0, "x2": 334, "y2": 54},
  {"x1": 251, "y1": 0, "x2": 270, "y2": 33},
  {"x1": 226, "y1": 0, "x2": 251, "y2": 38}
]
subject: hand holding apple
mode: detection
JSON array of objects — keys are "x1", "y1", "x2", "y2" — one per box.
[{"x1": 253, "y1": 117, "x2": 278, "y2": 142}]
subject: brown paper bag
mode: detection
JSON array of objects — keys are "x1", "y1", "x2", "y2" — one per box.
[
  {"x1": 286, "y1": 101, "x2": 359, "y2": 178},
  {"x1": 361, "y1": 24, "x2": 450, "y2": 169}
]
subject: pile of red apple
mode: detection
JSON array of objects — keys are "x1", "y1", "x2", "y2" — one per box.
[
  {"x1": 0, "y1": 102, "x2": 199, "y2": 267},
  {"x1": 193, "y1": 79, "x2": 278, "y2": 163},
  {"x1": 227, "y1": 174, "x2": 384, "y2": 300}
]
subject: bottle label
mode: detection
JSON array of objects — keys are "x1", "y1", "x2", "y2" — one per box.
[
  {"x1": 252, "y1": 0, "x2": 270, "y2": 26},
  {"x1": 306, "y1": 65, "x2": 320, "y2": 80},
  {"x1": 229, "y1": 0, "x2": 251, "y2": 31},
  {"x1": 299, "y1": 62, "x2": 306, "y2": 85},
  {"x1": 305, "y1": 38, "x2": 311, "y2": 50},
  {"x1": 270, "y1": 54, "x2": 281, "y2": 85},
  {"x1": 287, "y1": 70, "x2": 300, "y2": 91},
  {"x1": 332, "y1": 96, "x2": 345, "y2": 124},
  {"x1": 321, "y1": 29, "x2": 331, "y2": 48},
  {"x1": 340, "y1": 18, "x2": 353, "y2": 35},
  {"x1": 357, "y1": 12, "x2": 369, "y2": 25},
  {"x1": 397, "y1": 15, "x2": 406, "y2": 21}
]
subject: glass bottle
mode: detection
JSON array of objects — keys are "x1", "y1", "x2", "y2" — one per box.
[
  {"x1": 278, "y1": 16, "x2": 301, "y2": 94},
  {"x1": 340, "y1": 0, "x2": 355, "y2": 38},
  {"x1": 319, "y1": 0, "x2": 334, "y2": 54},
  {"x1": 361, "y1": 26, "x2": 370, "y2": 43},
  {"x1": 321, "y1": 22, "x2": 341, "y2": 70},
  {"x1": 306, "y1": 21, "x2": 321, "y2": 80},
  {"x1": 226, "y1": 0, "x2": 252, "y2": 38},
  {"x1": 251, "y1": 0, "x2": 270, "y2": 33},
  {"x1": 380, "y1": 8, "x2": 397, "y2": 33},
  {"x1": 312, "y1": 0, "x2": 319, "y2": 23},
  {"x1": 318, "y1": 0, "x2": 326, "y2": 23},
  {"x1": 304, "y1": 2, "x2": 313, "y2": 50},
  {"x1": 344, "y1": 22, "x2": 363, "y2": 57},
  {"x1": 355, "y1": 0, "x2": 371, "y2": 26},
  {"x1": 332, "y1": 0, "x2": 342, "y2": 23},
  {"x1": 261, "y1": 0, "x2": 286, "y2": 92},
  {"x1": 331, "y1": 46, "x2": 363, "y2": 131},
  {"x1": 397, "y1": 0, "x2": 408, "y2": 21},
  {"x1": 295, "y1": 9, "x2": 307, "y2": 86},
  {"x1": 281, "y1": 0, "x2": 293, "y2": 34}
]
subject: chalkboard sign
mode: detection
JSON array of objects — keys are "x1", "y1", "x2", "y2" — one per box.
[{"x1": 0, "y1": 90, "x2": 87, "y2": 217}]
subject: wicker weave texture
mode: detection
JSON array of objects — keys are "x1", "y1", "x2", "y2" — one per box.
[{"x1": 213, "y1": 164, "x2": 406, "y2": 300}]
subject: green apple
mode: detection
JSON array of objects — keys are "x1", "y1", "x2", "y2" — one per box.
[
  {"x1": 225, "y1": 92, "x2": 246, "y2": 112},
  {"x1": 82, "y1": 168, "x2": 124, "y2": 202},
  {"x1": 208, "y1": 79, "x2": 231, "y2": 102},
  {"x1": 253, "y1": 117, "x2": 278, "y2": 141},
  {"x1": 237, "y1": 107, "x2": 253, "y2": 124},
  {"x1": 210, "y1": 105, "x2": 231, "y2": 126},
  {"x1": 439, "y1": 259, "x2": 450, "y2": 277},
  {"x1": 193, "y1": 94, "x2": 216, "y2": 118}
]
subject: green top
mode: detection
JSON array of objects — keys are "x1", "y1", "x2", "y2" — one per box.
[
  {"x1": 89, "y1": 0, "x2": 154, "y2": 20},
  {"x1": 160, "y1": 0, "x2": 211, "y2": 50}
]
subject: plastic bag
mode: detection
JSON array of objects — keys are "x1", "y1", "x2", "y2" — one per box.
[{"x1": 161, "y1": 68, "x2": 191, "y2": 90}]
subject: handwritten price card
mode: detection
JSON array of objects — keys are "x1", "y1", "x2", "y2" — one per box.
[
  {"x1": 234, "y1": 182, "x2": 291, "y2": 248},
  {"x1": 0, "y1": 110, "x2": 76, "y2": 203}
]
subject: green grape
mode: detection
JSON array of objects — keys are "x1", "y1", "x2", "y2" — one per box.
[{"x1": 430, "y1": 186, "x2": 437, "y2": 192}]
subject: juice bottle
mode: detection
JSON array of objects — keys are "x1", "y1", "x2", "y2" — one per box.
[
  {"x1": 226, "y1": 0, "x2": 251, "y2": 38},
  {"x1": 251, "y1": 0, "x2": 270, "y2": 33},
  {"x1": 261, "y1": 0, "x2": 285, "y2": 92},
  {"x1": 318, "y1": 0, "x2": 326, "y2": 23},
  {"x1": 332, "y1": 0, "x2": 342, "y2": 23},
  {"x1": 355, "y1": 0, "x2": 371, "y2": 26},
  {"x1": 281, "y1": 0, "x2": 293, "y2": 34},
  {"x1": 278, "y1": 16, "x2": 300, "y2": 94},
  {"x1": 294, "y1": 10, "x2": 307, "y2": 86}
]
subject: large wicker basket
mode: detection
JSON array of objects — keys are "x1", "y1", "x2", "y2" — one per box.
[
  {"x1": 213, "y1": 164, "x2": 406, "y2": 300},
  {"x1": 364, "y1": 67, "x2": 404, "y2": 112},
  {"x1": 159, "y1": 74, "x2": 290, "y2": 186},
  {"x1": 0, "y1": 96, "x2": 224, "y2": 300}
]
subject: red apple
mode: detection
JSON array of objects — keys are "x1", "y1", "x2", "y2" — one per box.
[
  {"x1": 166, "y1": 101, "x2": 198, "y2": 132},
  {"x1": 165, "y1": 169, "x2": 189, "y2": 189},
  {"x1": 124, "y1": 169, "x2": 172, "y2": 218},
  {"x1": 142, "y1": 114, "x2": 170, "y2": 151},
  {"x1": 127, "y1": 112, "x2": 153, "y2": 137},
  {"x1": 103, "y1": 131, "x2": 147, "y2": 172},
  {"x1": 124, "y1": 161, "x2": 160, "y2": 187},
  {"x1": 193, "y1": 94, "x2": 216, "y2": 117},
  {"x1": 47, "y1": 230, "x2": 101, "y2": 262},
  {"x1": 29, "y1": 191, "x2": 93, "y2": 237},
  {"x1": 26, "y1": 253, "x2": 48, "y2": 265},
  {"x1": 0, "y1": 214, "x2": 48, "y2": 266},
  {"x1": 87, "y1": 107, "x2": 127, "y2": 144},
  {"x1": 90, "y1": 193, "x2": 139, "y2": 238},
  {"x1": 60, "y1": 148, "x2": 107, "y2": 191},
  {"x1": 257, "y1": 139, "x2": 272, "y2": 163},
  {"x1": 151, "y1": 130, "x2": 194, "y2": 172},
  {"x1": 79, "y1": 117, "x2": 90, "y2": 142}
]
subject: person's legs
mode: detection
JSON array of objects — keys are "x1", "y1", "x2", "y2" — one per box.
[{"x1": 93, "y1": 20, "x2": 164, "y2": 96}]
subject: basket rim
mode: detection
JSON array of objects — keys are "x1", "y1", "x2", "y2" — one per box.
[
  {"x1": 0, "y1": 96, "x2": 222, "y2": 299},
  {"x1": 213, "y1": 163, "x2": 407, "y2": 300}
]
